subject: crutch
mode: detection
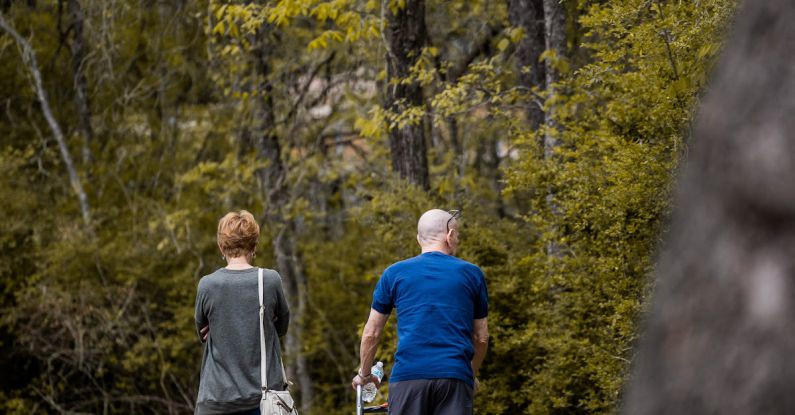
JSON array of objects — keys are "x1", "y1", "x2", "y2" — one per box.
[
  {"x1": 356, "y1": 384, "x2": 389, "y2": 414},
  {"x1": 356, "y1": 384, "x2": 363, "y2": 415}
]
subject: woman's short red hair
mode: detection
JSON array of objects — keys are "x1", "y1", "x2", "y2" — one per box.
[{"x1": 217, "y1": 210, "x2": 260, "y2": 258}]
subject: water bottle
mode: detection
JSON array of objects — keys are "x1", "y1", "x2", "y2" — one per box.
[{"x1": 362, "y1": 361, "x2": 384, "y2": 403}]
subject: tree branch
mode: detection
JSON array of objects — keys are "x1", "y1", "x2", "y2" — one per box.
[{"x1": 0, "y1": 12, "x2": 92, "y2": 229}]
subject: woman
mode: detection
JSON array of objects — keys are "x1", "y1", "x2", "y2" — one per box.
[{"x1": 195, "y1": 210, "x2": 290, "y2": 415}]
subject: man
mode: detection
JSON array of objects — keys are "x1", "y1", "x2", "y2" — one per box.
[{"x1": 351, "y1": 209, "x2": 490, "y2": 415}]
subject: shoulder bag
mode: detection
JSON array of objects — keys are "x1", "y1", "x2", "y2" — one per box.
[{"x1": 258, "y1": 268, "x2": 298, "y2": 415}]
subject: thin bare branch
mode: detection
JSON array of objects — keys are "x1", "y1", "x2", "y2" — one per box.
[{"x1": 0, "y1": 12, "x2": 93, "y2": 230}]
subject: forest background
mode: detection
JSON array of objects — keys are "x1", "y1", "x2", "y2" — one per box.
[{"x1": 0, "y1": 0, "x2": 737, "y2": 414}]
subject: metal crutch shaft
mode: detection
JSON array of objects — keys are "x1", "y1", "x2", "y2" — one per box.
[{"x1": 356, "y1": 384, "x2": 363, "y2": 415}]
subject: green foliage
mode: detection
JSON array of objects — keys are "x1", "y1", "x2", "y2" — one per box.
[
  {"x1": 0, "y1": 0, "x2": 735, "y2": 414},
  {"x1": 494, "y1": 1, "x2": 737, "y2": 413}
]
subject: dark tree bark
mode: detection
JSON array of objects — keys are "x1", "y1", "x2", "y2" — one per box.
[
  {"x1": 385, "y1": 0, "x2": 429, "y2": 190},
  {"x1": 509, "y1": 0, "x2": 546, "y2": 129},
  {"x1": 68, "y1": 0, "x2": 93, "y2": 165},
  {"x1": 248, "y1": 29, "x2": 314, "y2": 411},
  {"x1": 624, "y1": 2, "x2": 795, "y2": 414}
]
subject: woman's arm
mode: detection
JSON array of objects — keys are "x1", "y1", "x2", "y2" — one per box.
[
  {"x1": 273, "y1": 273, "x2": 291, "y2": 337},
  {"x1": 195, "y1": 283, "x2": 209, "y2": 343}
]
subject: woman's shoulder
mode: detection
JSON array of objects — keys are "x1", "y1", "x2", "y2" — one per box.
[
  {"x1": 196, "y1": 267, "x2": 282, "y2": 290},
  {"x1": 197, "y1": 268, "x2": 230, "y2": 289},
  {"x1": 259, "y1": 267, "x2": 283, "y2": 284}
]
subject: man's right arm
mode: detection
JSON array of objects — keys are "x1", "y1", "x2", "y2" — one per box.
[
  {"x1": 352, "y1": 267, "x2": 393, "y2": 389},
  {"x1": 352, "y1": 308, "x2": 389, "y2": 389},
  {"x1": 360, "y1": 308, "x2": 389, "y2": 374}
]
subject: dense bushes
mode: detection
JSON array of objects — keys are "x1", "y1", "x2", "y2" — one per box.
[{"x1": 0, "y1": 0, "x2": 734, "y2": 413}]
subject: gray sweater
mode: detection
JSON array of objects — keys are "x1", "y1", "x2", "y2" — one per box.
[{"x1": 194, "y1": 267, "x2": 290, "y2": 415}]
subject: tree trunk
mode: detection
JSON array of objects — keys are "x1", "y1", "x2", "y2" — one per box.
[
  {"x1": 68, "y1": 0, "x2": 93, "y2": 165},
  {"x1": 384, "y1": 0, "x2": 429, "y2": 190},
  {"x1": 487, "y1": 135, "x2": 506, "y2": 218},
  {"x1": 542, "y1": 0, "x2": 566, "y2": 158},
  {"x1": 540, "y1": 0, "x2": 567, "y2": 257},
  {"x1": 623, "y1": 2, "x2": 795, "y2": 413},
  {"x1": 440, "y1": 23, "x2": 497, "y2": 194},
  {"x1": 509, "y1": 0, "x2": 546, "y2": 130},
  {"x1": 447, "y1": 116, "x2": 464, "y2": 181},
  {"x1": 248, "y1": 29, "x2": 314, "y2": 411}
]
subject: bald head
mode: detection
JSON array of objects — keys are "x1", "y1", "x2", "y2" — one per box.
[{"x1": 417, "y1": 209, "x2": 456, "y2": 245}]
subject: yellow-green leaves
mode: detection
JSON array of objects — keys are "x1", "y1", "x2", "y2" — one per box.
[
  {"x1": 508, "y1": 26, "x2": 525, "y2": 43},
  {"x1": 267, "y1": 0, "x2": 312, "y2": 26},
  {"x1": 209, "y1": 2, "x2": 265, "y2": 37},
  {"x1": 388, "y1": 0, "x2": 407, "y2": 15},
  {"x1": 264, "y1": 0, "x2": 381, "y2": 49},
  {"x1": 354, "y1": 107, "x2": 387, "y2": 138},
  {"x1": 307, "y1": 29, "x2": 344, "y2": 49}
]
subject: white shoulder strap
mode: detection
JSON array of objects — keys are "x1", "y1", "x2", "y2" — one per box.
[{"x1": 259, "y1": 268, "x2": 268, "y2": 391}]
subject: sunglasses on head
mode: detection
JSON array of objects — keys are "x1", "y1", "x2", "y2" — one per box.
[{"x1": 446, "y1": 209, "x2": 462, "y2": 233}]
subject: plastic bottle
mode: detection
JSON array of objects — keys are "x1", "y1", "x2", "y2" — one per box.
[{"x1": 362, "y1": 361, "x2": 384, "y2": 403}]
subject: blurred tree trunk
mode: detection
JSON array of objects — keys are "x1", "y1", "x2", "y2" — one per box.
[
  {"x1": 68, "y1": 0, "x2": 93, "y2": 165},
  {"x1": 509, "y1": 0, "x2": 546, "y2": 129},
  {"x1": 447, "y1": 117, "x2": 463, "y2": 181},
  {"x1": 542, "y1": 0, "x2": 565, "y2": 157},
  {"x1": 542, "y1": 0, "x2": 566, "y2": 257},
  {"x1": 385, "y1": 0, "x2": 429, "y2": 190},
  {"x1": 438, "y1": 23, "x2": 498, "y2": 194},
  {"x1": 487, "y1": 135, "x2": 506, "y2": 218},
  {"x1": 624, "y1": 1, "x2": 795, "y2": 413},
  {"x1": 248, "y1": 28, "x2": 314, "y2": 411}
]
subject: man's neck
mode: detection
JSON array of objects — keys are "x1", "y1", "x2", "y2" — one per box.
[{"x1": 421, "y1": 245, "x2": 452, "y2": 255}]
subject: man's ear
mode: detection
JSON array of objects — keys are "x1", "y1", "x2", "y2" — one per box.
[{"x1": 417, "y1": 234, "x2": 422, "y2": 246}]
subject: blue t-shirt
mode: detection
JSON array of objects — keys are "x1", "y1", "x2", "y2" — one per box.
[{"x1": 371, "y1": 251, "x2": 489, "y2": 386}]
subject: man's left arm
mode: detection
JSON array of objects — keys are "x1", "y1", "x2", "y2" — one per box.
[
  {"x1": 471, "y1": 317, "x2": 489, "y2": 378},
  {"x1": 471, "y1": 267, "x2": 489, "y2": 389}
]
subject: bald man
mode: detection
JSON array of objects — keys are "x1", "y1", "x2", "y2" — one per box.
[{"x1": 351, "y1": 209, "x2": 489, "y2": 415}]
